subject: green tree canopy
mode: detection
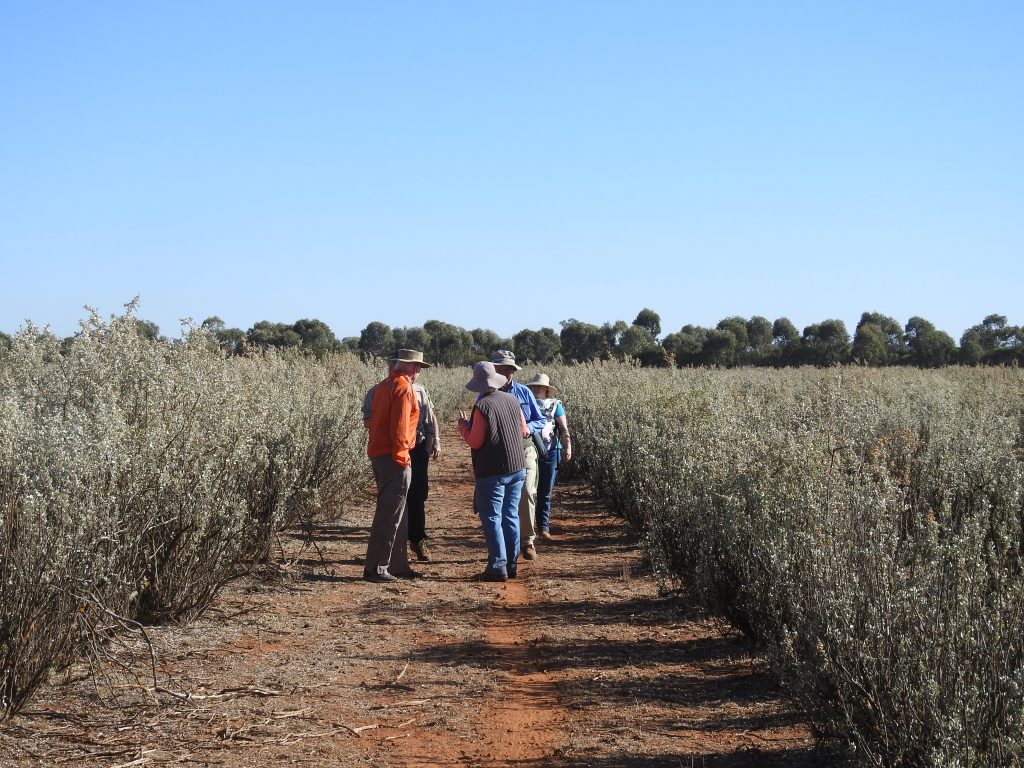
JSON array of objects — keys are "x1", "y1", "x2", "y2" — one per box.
[
  {"x1": 662, "y1": 325, "x2": 708, "y2": 367},
  {"x1": 800, "y1": 319, "x2": 851, "y2": 365},
  {"x1": 134, "y1": 318, "x2": 160, "y2": 342},
  {"x1": 746, "y1": 316, "x2": 773, "y2": 363},
  {"x1": 513, "y1": 327, "x2": 562, "y2": 364},
  {"x1": 358, "y1": 321, "x2": 394, "y2": 359},
  {"x1": 248, "y1": 321, "x2": 301, "y2": 350},
  {"x1": 851, "y1": 323, "x2": 889, "y2": 366},
  {"x1": 853, "y1": 312, "x2": 905, "y2": 365},
  {"x1": 960, "y1": 314, "x2": 1021, "y2": 364},
  {"x1": 617, "y1": 325, "x2": 660, "y2": 363},
  {"x1": 702, "y1": 328, "x2": 739, "y2": 367},
  {"x1": 560, "y1": 319, "x2": 608, "y2": 362},
  {"x1": 423, "y1": 320, "x2": 475, "y2": 366},
  {"x1": 905, "y1": 316, "x2": 957, "y2": 368},
  {"x1": 632, "y1": 308, "x2": 662, "y2": 339}
]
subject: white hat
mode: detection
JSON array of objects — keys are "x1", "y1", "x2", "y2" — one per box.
[{"x1": 525, "y1": 373, "x2": 557, "y2": 396}]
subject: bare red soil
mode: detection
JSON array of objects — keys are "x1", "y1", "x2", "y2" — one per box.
[{"x1": 1, "y1": 421, "x2": 841, "y2": 767}]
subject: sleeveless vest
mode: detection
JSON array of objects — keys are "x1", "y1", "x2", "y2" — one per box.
[{"x1": 471, "y1": 391, "x2": 526, "y2": 478}]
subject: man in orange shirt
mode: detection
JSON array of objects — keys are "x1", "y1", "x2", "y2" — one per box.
[{"x1": 363, "y1": 349, "x2": 428, "y2": 583}]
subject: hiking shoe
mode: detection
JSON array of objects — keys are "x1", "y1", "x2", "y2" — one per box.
[
  {"x1": 474, "y1": 571, "x2": 508, "y2": 583},
  {"x1": 539, "y1": 529, "x2": 553, "y2": 541},
  {"x1": 507, "y1": 568, "x2": 518, "y2": 579},
  {"x1": 362, "y1": 570, "x2": 398, "y2": 584},
  {"x1": 410, "y1": 540, "x2": 431, "y2": 562},
  {"x1": 522, "y1": 545, "x2": 537, "y2": 560}
]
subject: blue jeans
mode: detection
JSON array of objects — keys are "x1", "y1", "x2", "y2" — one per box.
[
  {"x1": 536, "y1": 445, "x2": 561, "y2": 533},
  {"x1": 475, "y1": 469, "x2": 526, "y2": 576}
]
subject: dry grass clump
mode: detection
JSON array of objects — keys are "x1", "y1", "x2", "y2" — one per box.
[{"x1": 557, "y1": 362, "x2": 1024, "y2": 768}]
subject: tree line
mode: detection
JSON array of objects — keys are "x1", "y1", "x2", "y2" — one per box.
[{"x1": 3, "y1": 310, "x2": 1020, "y2": 368}]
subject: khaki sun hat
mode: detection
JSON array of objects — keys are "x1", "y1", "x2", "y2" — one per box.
[
  {"x1": 390, "y1": 348, "x2": 431, "y2": 367},
  {"x1": 525, "y1": 373, "x2": 557, "y2": 396},
  {"x1": 489, "y1": 349, "x2": 521, "y2": 371},
  {"x1": 466, "y1": 361, "x2": 508, "y2": 393}
]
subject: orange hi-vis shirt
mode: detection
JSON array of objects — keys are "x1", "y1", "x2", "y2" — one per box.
[{"x1": 367, "y1": 371, "x2": 420, "y2": 467}]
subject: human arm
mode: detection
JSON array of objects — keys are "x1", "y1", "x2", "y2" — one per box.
[
  {"x1": 458, "y1": 406, "x2": 488, "y2": 449},
  {"x1": 520, "y1": 409, "x2": 529, "y2": 439},
  {"x1": 361, "y1": 385, "x2": 374, "y2": 429},
  {"x1": 423, "y1": 392, "x2": 440, "y2": 458},
  {"x1": 390, "y1": 378, "x2": 416, "y2": 467},
  {"x1": 555, "y1": 414, "x2": 572, "y2": 461}
]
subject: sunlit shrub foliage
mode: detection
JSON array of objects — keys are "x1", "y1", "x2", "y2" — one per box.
[
  {"x1": 556, "y1": 362, "x2": 1024, "y2": 768},
  {"x1": 0, "y1": 310, "x2": 391, "y2": 719}
]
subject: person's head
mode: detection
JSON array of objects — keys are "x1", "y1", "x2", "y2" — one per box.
[
  {"x1": 466, "y1": 361, "x2": 507, "y2": 394},
  {"x1": 489, "y1": 350, "x2": 521, "y2": 384},
  {"x1": 525, "y1": 373, "x2": 557, "y2": 400},
  {"x1": 390, "y1": 349, "x2": 430, "y2": 380}
]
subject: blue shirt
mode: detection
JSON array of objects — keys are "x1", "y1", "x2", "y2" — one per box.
[{"x1": 479, "y1": 379, "x2": 546, "y2": 436}]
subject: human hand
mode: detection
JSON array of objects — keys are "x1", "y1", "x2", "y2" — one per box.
[{"x1": 565, "y1": 447, "x2": 573, "y2": 462}]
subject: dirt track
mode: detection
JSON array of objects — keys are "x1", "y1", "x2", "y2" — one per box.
[{"x1": 2, "y1": 420, "x2": 839, "y2": 767}]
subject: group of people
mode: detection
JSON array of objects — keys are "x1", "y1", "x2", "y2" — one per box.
[{"x1": 361, "y1": 349, "x2": 571, "y2": 584}]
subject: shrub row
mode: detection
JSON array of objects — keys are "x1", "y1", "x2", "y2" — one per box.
[
  {"x1": 555, "y1": 362, "x2": 1024, "y2": 768},
  {"x1": 0, "y1": 311, "x2": 381, "y2": 720}
]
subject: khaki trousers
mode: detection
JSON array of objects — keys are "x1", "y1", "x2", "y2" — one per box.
[
  {"x1": 518, "y1": 441, "x2": 540, "y2": 547},
  {"x1": 365, "y1": 454, "x2": 411, "y2": 575}
]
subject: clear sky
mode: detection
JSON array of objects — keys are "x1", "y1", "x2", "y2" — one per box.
[{"x1": 2, "y1": 2, "x2": 1021, "y2": 342}]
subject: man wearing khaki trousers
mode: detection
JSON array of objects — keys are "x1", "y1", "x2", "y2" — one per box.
[{"x1": 363, "y1": 349, "x2": 429, "y2": 583}]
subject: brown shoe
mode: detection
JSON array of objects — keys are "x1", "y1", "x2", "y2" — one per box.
[
  {"x1": 539, "y1": 530, "x2": 553, "y2": 541},
  {"x1": 411, "y1": 540, "x2": 431, "y2": 562},
  {"x1": 474, "y1": 571, "x2": 508, "y2": 582},
  {"x1": 521, "y1": 545, "x2": 537, "y2": 560}
]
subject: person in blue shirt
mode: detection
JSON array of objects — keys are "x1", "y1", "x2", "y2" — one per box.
[
  {"x1": 488, "y1": 350, "x2": 547, "y2": 561},
  {"x1": 525, "y1": 373, "x2": 573, "y2": 540}
]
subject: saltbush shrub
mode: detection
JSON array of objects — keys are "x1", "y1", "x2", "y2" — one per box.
[
  {"x1": 557, "y1": 362, "x2": 1024, "y2": 767},
  {"x1": 0, "y1": 310, "x2": 383, "y2": 719}
]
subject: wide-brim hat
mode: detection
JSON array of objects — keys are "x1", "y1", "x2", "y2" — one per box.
[
  {"x1": 525, "y1": 372, "x2": 557, "y2": 396},
  {"x1": 490, "y1": 349, "x2": 521, "y2": 371},
  {"x1": 390, "y1": 348, "x2": 431, "y2": 367},
  {"x1": 466, "y1": 361, "x2": 508, "y2": 393}
]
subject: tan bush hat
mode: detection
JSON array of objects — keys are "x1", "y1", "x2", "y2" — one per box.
[
  {"x1": 466, "y1": 361, "x2": 507, "y2": 392},
  {"x1": 525, "y1": 373, "x2": 557, "y2": 396},
  {"x1": 489, "y1": 349, "x2": 521, "y2": 371},
  {"x1": 390, "y1": 348, "x2": 431, "y2": 367}
]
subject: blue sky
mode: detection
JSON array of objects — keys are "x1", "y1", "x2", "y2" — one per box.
[{"x1": 2, "y1": 2, "x2": 1021, "y2": 342}]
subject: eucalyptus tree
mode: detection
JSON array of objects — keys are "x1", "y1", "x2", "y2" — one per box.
[
  {"x1": 513, "y1": 327, "x2": 562, "y2": 364},
  {"x1": 800, "y1": 319, "x2": 851, "y2": 366},
  {"x1": 632, "y1": 308, "x2": 662, "y2": 339},
  {"x1": 559, "y1": 319, "x2": 609, "y2": 362},
  {"x1": 853, "y1": 312, "x2": 905, "y2": 365},
  {"x1": 905, "y1": 316, "x2": 957, "y2": 367},
  {"x1": 357, "y1": 321, "x2": 394, "y2": 360},
  {"x1": 662, "y1": 325, "x2": 708, "y2": 367}
]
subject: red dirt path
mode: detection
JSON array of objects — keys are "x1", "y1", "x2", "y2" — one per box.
[{"x1": 1, "y1": 420, "x2": 842, "y2": 767}]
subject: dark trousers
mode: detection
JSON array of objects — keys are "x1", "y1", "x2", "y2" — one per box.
[{"x1": 408, "y1": 441, "x2": 430, "y2": 544}]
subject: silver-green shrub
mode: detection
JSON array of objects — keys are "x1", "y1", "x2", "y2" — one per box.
[
  {"x1": 0, "y1": 309, "x2": 381, "y2": 719},
  {"x1": 557, "y1": 362, "x2": 1024, "y2": 767}
]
